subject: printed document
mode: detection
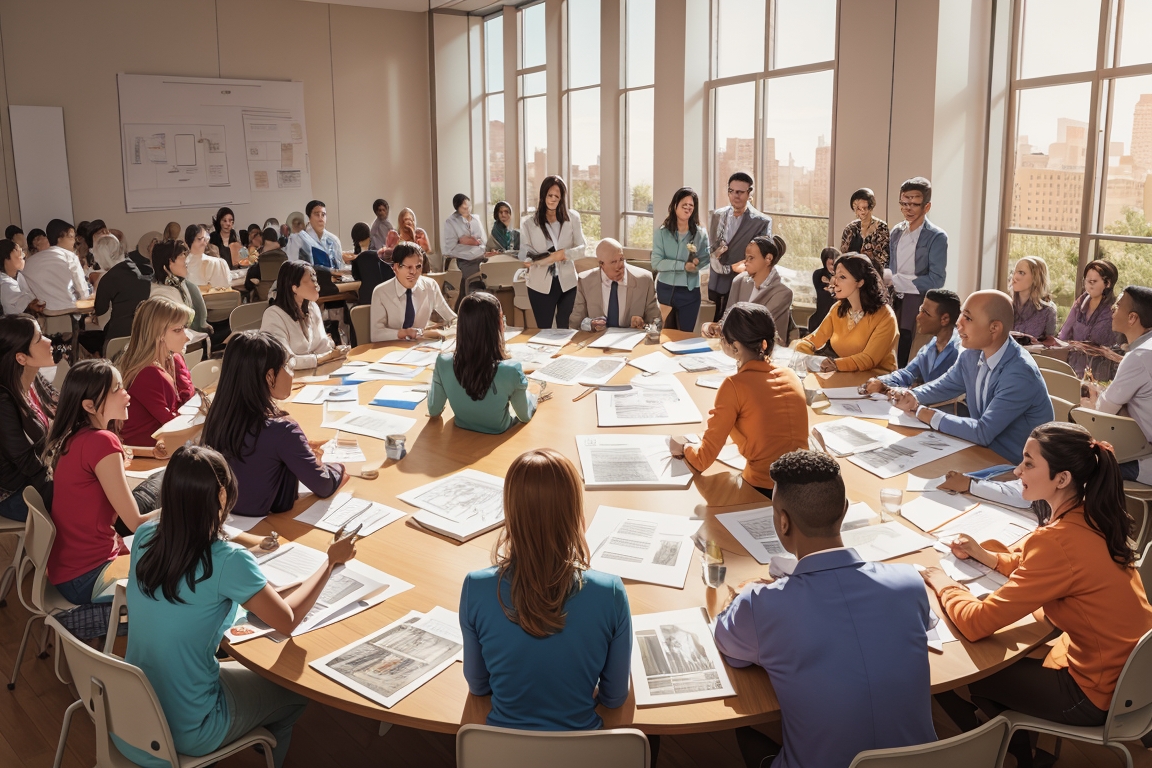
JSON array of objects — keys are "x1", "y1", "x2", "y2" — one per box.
[
  {"x1": 397, "y1": 469, "x2": 505, "y2": 539},
  {"x1": 631, "y1": 607, "x2": 736, "y2": 706},
  {"x1": 934, "y1": 503, "x2": 1038, "y2": 547},
  {"x1": 295, "y1": 492, "x2": 406, "y2": 537},
  {"x1": 589, "y1": 329, "x2": 647, "y2": 351},
  {"x1": 255, "y1": 542, "x2": 329, "y2": 590},
  {"x1": 576, "y1": 434, "x2": 692, "y2": 489},
  {"x1": 596, "y1": 375, "x2": 702, "y2": 427},
  {"x1": 585, "y1": 506, "x2": 702, "y2": 588},
  {"x1": 529, "y1": 355, "x2": 626, "y2": 386},
  {"x1": 812, "y1": 417, "x2": 899, "y2": 456},
  {"x1": 848, "y1": 430, "x2": 971, "y2": 479},
  {"x1": 528, "y1": 328, "x2": 578, "y2": 346},
  {"x1": 327, "y1": 409, "x2": 417, "y2": 441}
]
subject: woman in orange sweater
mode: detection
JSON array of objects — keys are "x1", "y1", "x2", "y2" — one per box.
[
  {"x1": 793, "y1": 252, "x2": 897, "y2": 373},
  {"x1": 670, "y1": 303, "x2": 808, "y2": 498},
  {"x1": 923, "y1": 422, "x2": 1152, "y2": 767}
]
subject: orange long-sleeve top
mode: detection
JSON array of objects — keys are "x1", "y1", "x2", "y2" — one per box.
[
  {"x1": 938, "y1": 507, "x2": 1152, "y2": 711},
  {"x1": 683, "y1": 359, "x2": 809, "y2": 488},
  {"x1": 794, "y1": 304, "x2": 899, "y2": 373}
]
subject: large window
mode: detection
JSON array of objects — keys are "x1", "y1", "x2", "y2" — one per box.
[
  {"x1": 483, "y1": 16, "x2": 505, "y2": 213},
  {"x1": 623, "y1": 0, "x2": 655, "y2": 248},
  {"x1": 708, "y1": 0, "x2": 837, "y2": 305},
  {"x1": 519, "y1": 3, "x2": 548, "y2": 212},
  {"x1": 567, "y1": 0, "x2": 602, "y2": 242},
  {"x1": 1001, "y1": 0, "x2": 1152, "y2": 322}
]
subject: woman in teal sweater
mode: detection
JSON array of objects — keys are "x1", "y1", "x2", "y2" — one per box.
[
  {"x1": 428, "y1": 292, "x2": 543, "y2": 434},
  {"x1": 651, "y1": 186, "x2": 709, "y2": 331}
]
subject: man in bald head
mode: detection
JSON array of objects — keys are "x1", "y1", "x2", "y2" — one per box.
[
  {"x1": 890, "y1": 290, "x2": 1053, "y2": 463},
  {"x1": 570, "y1": 237, "x2": 662, "y2": 332}
]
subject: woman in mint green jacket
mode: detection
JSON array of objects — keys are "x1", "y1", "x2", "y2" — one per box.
[
  {"x1": 428, "y1": 292, "x2": 541, "y2": 434},
  {"x1": 651, "y1": 187, "x2": 709, "y2": 331}
]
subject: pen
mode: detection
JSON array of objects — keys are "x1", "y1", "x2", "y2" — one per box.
[{"x1": 573, "y1": 386, "x2": 596, "y2": 402}]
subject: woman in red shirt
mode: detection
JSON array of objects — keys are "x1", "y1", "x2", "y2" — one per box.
[
  {"x1": 43, "y1": 360, "x2": 155, "y2": 605},
  {"x1": 116, "y1": 297, "x2": 195, "y2": 450}
]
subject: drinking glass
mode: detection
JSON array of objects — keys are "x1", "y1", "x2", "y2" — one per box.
[
  {"x1": 879, "y1": 488, "x2": 903, "y2": 523},
  {"x1": 701, "y1": 540, "x2": 726, "y2": 588}
]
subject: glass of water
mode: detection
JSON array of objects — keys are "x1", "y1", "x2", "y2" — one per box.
[
  {"x1": 879, "y1": 488, "x2": 903, "y2": 523},
  {"x1": 701, "y1": 540, "x2": 726, "y2": 588}
]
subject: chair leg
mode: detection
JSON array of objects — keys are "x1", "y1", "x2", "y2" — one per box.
[
  {"x1": 0, "y1": 564, "x2": 13, "y2": 608},
  {"x1": 53, "y1": 700, "x2": 84, "y2": 768},
  {"x1": 37, "y1": 619, "x2": 52, "y2": 658},
  {"x1": 1105, "y1": 742, "x2": 1133, "y2": 768},
  {"x1": 8, "y1": 614, "x2": 40, "y2": 689}
]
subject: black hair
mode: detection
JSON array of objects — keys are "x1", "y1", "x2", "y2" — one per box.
[
  {"x1": 720, "y1": 302, "x2": 776, "y2": 359},
  {"x1": 900, "y1": 176, "x2": 932, "y2": 205},
  {"x1": 769, "y1": 450, "x2": 847, "y2": 537},
  {"x1": 452, "y1": 193, "x2": 470, "y2": 212},
  {"x1": 0, "y1": 315, "x2": 55, "y2": 452},
  {"x1": 493, "y1": 201, "x2": 512, "y2": 223},
  {"x1": 0, "y1": 239, "x2": 19, "y2": 268},
  {"x1": 184, "y1": 223, "x2": 207, "y2": 249},
  {"x1": 849, "y1": 188, "x2": 877, "y2": 209},
  {"x1": 1082, "y1": 259, "x2": 1118, "y2": 306},
  {"x1": 748, "y1": 234, "x2": 787, "y2": 269},
  {"x1": 453, "y1": 292, "x2": 506, "y2": 401},
  {"x1": 351, "y1": 222, "x2": 371, "y2": 254},
  {"x1": 212, "y1": 207, "x2": 235, "y2": 234},
  {"x1": 391, "y1": 241, "x2": 425, "y2": 266},
  {"x1": 4, "y1": 225, "x2": 22, "y2": 240},
  {"x1": 833, "y1": 253, "x2": 889, "y2": 317},
  {"x1": 271, "y1": 261, "x2": 315, "y2": 327},
  {"x1": 42, "y1": 359, "x2": 121, "y2": 475},
  {"x1": 83, "y1": 219, "x2": 108, "y2": 249},
  {"x1": 727, "y1": 171, "x2": 754, "y2": 188},
  {"x1": 924, "y1": 288, "x2": 961, "y2": 327},
  {"x1": 135, "y1": 445, "x2": 237, "y2": 603},
  {"x1": 820, "y1": 246, "x2": 840, "y2": 271},
  {"x1": 151, "y1": 240, "x2": 188, "y2": 283},
  {"x1": 1124, "y1": 286, "x2": 1152, "y2": 329},
  {"x1": 306, "y1": 200, "x2": 326, "y2": 218},
  {"x1": 533, "y1": 176, "x2": 570, "y2": 231},
  {"x1": 46, "y1": 219, "x2": 74, "y2": 246},
  {"x1": 661, "y1": 187, "x2": 700, "y2": 237},
  {"x1": 262, "y1": 227, "x2": 280, "y2": 246},
  {"x1": 200, "y1": 331, "x2": 289, "y2": 462},
  {"x1": 27, "y1": 228, "x2": 46, "y2": 245},
  {"x1": 373, "y1": 198, "x2": 390, "y2": 215},
  {"x1": 1030, "y1": 422, "x2": 1135, "y2": 567}
]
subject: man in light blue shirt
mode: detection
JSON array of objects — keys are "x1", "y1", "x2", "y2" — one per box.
[
  {"x1": 713, "y1": 450, "x2": 936, "y2": 768},
  {"x1": 891, "y1": 290, "x2": 1054, "y2": 463},
  {"x1": 287, "y1": 200, "x2": 343, "y2": 269},
  {"x1": 864, "y1": 288, "x2": 961, "y2": 393}
]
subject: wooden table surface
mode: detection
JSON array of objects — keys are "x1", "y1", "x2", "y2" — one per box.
[{"x1": 207, "y1": 330, "x2": 1052, "y2": 735}]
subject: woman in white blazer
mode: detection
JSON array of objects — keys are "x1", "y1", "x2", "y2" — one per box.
[
  {"x1": 517, "y1": 175, "x2": 586, "y2": 329},
  {"x1": 260, "y1": 261, "x2": 348, "y2": 370}
]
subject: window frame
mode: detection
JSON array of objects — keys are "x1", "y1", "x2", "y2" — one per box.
[
  {"x1": 564, "y1": 0, "x2": 603, "y2": 242},
  {"x1": 517, "y1": 1, "x2": 549, "y2": 215},
  {"x1": 481, "y1": 13, "x2": 506, "y2": 218},
  {"x1": 621, "y1": 0, "x2": 656, "y2": 247}
]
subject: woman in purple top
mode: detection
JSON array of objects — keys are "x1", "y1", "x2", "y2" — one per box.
[
  {"x1": 200, "y1": 331, "x2": 347, "y2": 516},
  {"x1": 1057, "y1": 259, "x2": 1122, "y2": 380},
  {"x1": 1010, "y1": 256, "x2": 1058, "y2": 342}
]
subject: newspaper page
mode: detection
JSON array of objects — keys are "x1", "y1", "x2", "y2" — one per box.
[
  {"x1": 631, "y1": 607, "x2": 736, "y2": 706},
  {"x1": 575, "y1": 434, "x2": 692, "y2": 489},
  {"x1": 585, "y1": 506, "x2": 702, "y2": 588}
]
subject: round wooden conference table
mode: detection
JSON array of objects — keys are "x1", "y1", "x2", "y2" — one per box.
[{"x1": 213, "y1": 329, "x2": 1053, "y2": 736}]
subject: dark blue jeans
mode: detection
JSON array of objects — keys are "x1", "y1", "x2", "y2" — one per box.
[
  {"x1": 0, "y1": 492, "x2": 28, "y2": 522},
  {"x1": 657, "y1": 282, "x2": 701, "y2": 332},
  {"x1": 1121, "y1": 460, "x2": 1140, "y2": 481}
]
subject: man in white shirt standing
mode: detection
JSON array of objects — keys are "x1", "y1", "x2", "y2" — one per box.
[
  {"x1": 370, "y1": 242, "x2": 457, "y2": 342},
  {"x1": 1095, "y1": 285, "x2": 1152, "y2": 485},
  {"x1": 571, "y1": 238, "x2": 660, "y2": 332},
  {"x1": 287, "y1": 200, "x2": 343, "y2": 269},
  {"x1": 886, "y1": 177, "x2": 948, "y2": 367},
  {"x1": 21, "y1": 218, "x2": 90, "y2": 312}
]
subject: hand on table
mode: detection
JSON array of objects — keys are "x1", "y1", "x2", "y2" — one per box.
[
  {"x1": 939, "y1": 471, "x2": 972, "y2": 494},
  {"x1": 818, "y1": 358, "x2": 837, "y2": 373},
  {"x1": 862, "y1": 378, "x2": 887, "y2": 395},
  {"x1": 318, "y1": 346, "x2": 349, "y2": 365},
  {"x1": 701, "y1": 322, "x2": 721, "y2": 338},
  {"x1": 327, "y1": 527, "x2": 358, "y2": 566},
  {"x1": 630, "y1": 316, "x2": 647, "y2": 330},
  {"x1": 669, "y1": 436, "x2": 689, "y2": 459},
  {"x1": 919, "y1": 566, "x2": 961, "y2": 595},
  {"x1": 947, "y1": 533, "x2": 998, "y2": 569},
  {"x1": 590, "y1": 318, "x2": 607, "y2": 332},
  {"x1": 888, "y1": 388, "x2": 920, "y2": 413},
  {"x1": 396, "y1": 328, "x2": 422, "y2": 341}
]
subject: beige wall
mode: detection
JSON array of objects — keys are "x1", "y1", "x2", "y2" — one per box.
[{"x1": 0, "y1": 0, "x2": 432, "y2": 247}]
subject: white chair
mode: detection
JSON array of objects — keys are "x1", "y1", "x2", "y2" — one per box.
[
  {"x1": 104, "y1": 336, "x2": 131, "y2": 361},
  {"x1": 189, "y1": 359, "x2": 221, "y2": 390},
  {"x1": 1050, "y1": 395, "x2": 1075, "y2": 423},
  {"x1": 849, "y1": 715, "x2": 1011, "y2": 767},
  {"x1": 481, "y1": 256, "x2": 526, "y2": 290},
  {"x1": 1030, "y1": 352, "x2": 1076, "y2": 377},
  {"x1": 44, "y1": 615, "x2": 277, "y2": 768},
  {"x1": 202, "y1": 289, "x2": 242, "y2": 323},
  {"x1": 1070, "y1": 407, "x2": 1152, "y2": 465},
  {"x1": 1138, "y1": 542, "x2": 1152, "y2": 594},
  {"x1": 0, "y1": 512, "x2": 26, "y2": 607},
  {"x1": 456, "y1": 724, "x2": 649, "y2": 768},
  {"x1": 1039, "y1": 368, "x2": 1082, "y2": 404},
  {"x1": 1129, "y1": 495, "x2": 1151, "y2": 555},
  {"x1": 1002, "y1": 627, "x2": 1152, "y2": 768},
  {"x1": 228, "y1": 301, "x2": 268, "y2": 334},
  {"x1": 350, "y1": 304, "x2": 372, "y2": 347}
]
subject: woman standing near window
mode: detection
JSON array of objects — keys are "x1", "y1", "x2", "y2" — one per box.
[
  {"x1": 651, "y1": 187, "x2": 709, "y2": 332},
  {"x1": 840, "y1": 188, "x2": 890, "y2": 273},
  {"x1": 443, "y1": 194, "x2": 489, "y2": 301},
  {"x1": 518, "y1": 176, "x2": 586, "y2": 330}
]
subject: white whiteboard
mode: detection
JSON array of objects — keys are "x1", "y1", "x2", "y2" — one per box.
[
  {"x1": 116, "y1": 74, "x2": 311, "y2": 213},
  {"x1": 9, "y1": 106, "x2": 74, "y2": 228}
]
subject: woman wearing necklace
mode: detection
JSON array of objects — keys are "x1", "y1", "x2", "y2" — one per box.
[
  {"x1": 840, "y1": 188, "x2": 890, "y2": 274},
  {"x1": 486, "y1": 201, "x2": 521, "y2": 253},
  {"x1": 702, "y1": 234, "x2": 790, "y2": 344},
  {"x1": 1056, "y1": 259, "x2": 1121, "y2": 379},
  {"x1": 652, "y1": 187, "x2": 709, "y2": 331},
  {"x1": 794, "y1": 252, "x2": 898, "y2": 373}
]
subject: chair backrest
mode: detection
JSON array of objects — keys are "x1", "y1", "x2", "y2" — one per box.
[
  {"x1": 1129, "y1": 495, "x2": 1151, "y2": 557},
  {"x1": 1040, "y1": 368, "x2": 1082, "y2": 403},
  {"x1": 1138, "y1": 542, "x2": 1152, "y2": 594},
  {"x1": 203, "y1": 289, "x2": 242, "y2": 322},
  {"x1": 44, "y1": 616, "x2": 180, "y2": 768},
  {"x1": 104, "y1": 336, "x2": 131, "y2": 361},
  {"x1": 350, "y1": 305, "x2": 372, "y2": 347},
  {"x1": 848, "y1": 715, "x2": 1010, "y2": 768},
  {"x1": 190, "y1": 359, "x2": 221, "y2": 390},
  {"x1": 481, "y1": 258, "x2": 525, "y2": 290},
  {"x1": 258, "y1": 251, "x2": 287, "y2": 282},
  {"x1": 1104, "y1": 627, "x2": 1152, "y2": 743},
  {"x1": 456, "y1": 724, "x2": 649, "y2": 768},
  {"x1": 574, "y1": 256, "x2": 599, "y2": 273},
  {"x1": 1029, "y1": 352, "x2": 1076, "y2": 376},
  {"x1": 1070, "y1": 407, "x2": 1152, "y2": 464},
  {"x1": 229, "y1": 302, "x2": 269, "y2": 334},
  {"x1": 1050, "y1": 395, "x2": 1074, "y2": 423},
  {"x1": 21, "y1": 487, "x2": 65, "y2": 614}
]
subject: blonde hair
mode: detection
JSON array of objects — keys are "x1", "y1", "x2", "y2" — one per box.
[
  {"x1": 117, "y1": 297, "x2": 194, "y2": 389},
  {"x1": 396, "y1": 208, "x2": 418, "y2": 241},
  {"x1": 1014, "y1": 256, "x2": 1053, "y2": 311},
  {"x1": 494, "y1": 449, "x2": 590, "y2": 638}
]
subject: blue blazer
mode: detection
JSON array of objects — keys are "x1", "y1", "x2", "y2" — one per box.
[
  {"x1": 888, "y1": 218, "x2": 948, "y2": 295},
  {"x1": 881, "y1": 331, "x2": 961, "y2": 388},
  {"x1": 913, "y1": 338, "x2": 1054, "y2": 463},
  {"x1": 714, "y1": 549, "x2": 936, "y2": 768}
]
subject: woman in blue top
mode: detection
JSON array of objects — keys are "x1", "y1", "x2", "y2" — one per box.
[
  {"x1": 126, "y1": 445, "x2": 357, "y2": 767},
  {"x1": 460, "y1": 448, "x2": 632, "y2": 730},
  {"x1": 428, "y1": 292, "x2": 543, "y2": 434},
  {"x1": 651, "y1": 186, "x2": 709, "y2": 331}
]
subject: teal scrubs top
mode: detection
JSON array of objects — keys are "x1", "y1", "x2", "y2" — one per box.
[{"x1": 427, "y1": 354, "x2": 537, "y2": 434}]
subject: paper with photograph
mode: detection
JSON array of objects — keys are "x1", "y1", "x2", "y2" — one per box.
[
  {"x1": 529, "y1": 355, "x2": 627, "y2": 386},
  {"x1": 812, "y1": 417, "x2": 899, "y2": 456},
  {"x1": 585, "y1": 506, "x2": 702, "y2": 588},
  {"x1": 576, "y1": 434, "x2": 693, "y2": 489},
  {"x1": 631, "y1": 607, "x2": 736, "y2": 706},
  {"x1": 397, "y1": 469, "x2": 505, "y2": 539},
  {"x1": 596, "y1": 375, "x2": 702, "y2": 427},
  {"x1": 847, "y1": 430, "x2": 971, "y2": 479},
  {"x1": 528, "y1": 328, "x2": 578, "y2": 346}
]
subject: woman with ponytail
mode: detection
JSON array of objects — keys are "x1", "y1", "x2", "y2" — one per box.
[
  {"x1": 923, "y1": 422, "x2": 1152, "y2": 767},
  {"x1": 703, "y1": 234, "x2": 792, "y2": 344},
  {"x1": 670, "y1": 303, "x2": 809, "y2": 498}
]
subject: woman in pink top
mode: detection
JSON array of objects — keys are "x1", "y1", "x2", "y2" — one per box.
[{"x1": 117, "y1": 297, "x2": 196, "y2": 450}]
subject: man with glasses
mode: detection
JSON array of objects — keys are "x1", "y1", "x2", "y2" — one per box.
[
  {"x1": 370, "y1": 241, "x2": 456, "y2": 341},
  {"x1": 886, "y1": 177, "x2": 948, "y2": 366},
  {"x1": 707, "y1": 172, "x2": 772, "y2": 323}
]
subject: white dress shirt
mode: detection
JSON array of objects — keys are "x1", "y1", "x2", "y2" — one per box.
[
  {"x1": 929, "y1": 339, "x2": 1009, "y2": 430},
  {"x1": 578, "y1": 268, "x2": 630, "y2": 331},
  {"x1": 517, "y1": 211, "x2": 585, "y2": 294},
  {"x1": 890, "y1": 222, "x2": 922, "y2": 295},
  {"x1": 443, "y1": 213, "x2": 486, "y2": 263},
  {"x1": 369, "y1": 218, "x2": 393, "y2": 251},
  {"x1": 0, "y1": 272, "x2": 37, "y2": 314},
  {"x1": 260, "y1": 303, "x2": 334, "y2": 370},
  {"x1": 186, "y1": 251, "x2": 232, "y2": 289},
  {"x1": 21, "y1": 246, "x2": 91, "y2": 311},
  {"x1": 1098, "y1": 329, "x2": 1152, "y2": 482},
  {"x1": 370, "y1": 275, "x2": 458, "y2": 342},
  {"x1": 287, "y1": 228, "x2": 343, "y2": 268}
]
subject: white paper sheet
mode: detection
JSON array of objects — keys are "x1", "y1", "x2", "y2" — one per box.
[
  {"x1": 327, "y1": 409, "x2": 417, "y2": 441},
  {"x1": 528, "y1": 328, "x2": 578, "y2": 346},
  {"x1": 529, "y1": 355, "x2": 627, "y2": 386},
  {"x1": 812, "y1": 417, "x2": 899, "y2": 456},
  {"x1": 628, "y1": 351, "x2": 683, "y2": 375},
  {"x1": 397, "y1": 469, "x2": 505, "y2": 540},
  {"x1": 823, "y1": 398, "x2": 896, "y2": 418},
  {"x1": 505, "y1": 343, "x2": 558, "y2": 370},
  {"x1": 575, "y1": 434, "x2": 693, "y2": 489},
  {"x1": 818, "y1": 386, "x2": 870, "y2": 400},
  {"x1": 848, "y1": 430, "x2": 971, "y2": 479},
  {"x1": 934, "y1": 504, "x2": 1038, "y2": 547},
  {"x1": 378, "y1": 349, "x2": 439, "y2": 367},
  {"x1": 320, "y1": 438, "x2": 366, "y2": 464},
  {"x1": 715, "y1": 507, "x2": 785, "y2": 564},
  {"x1": 676, "y1": 351, "x2": 736, "y2": 374},
  {"x1": 292, "y1": 385, "x2": 358, "y2": 404},
  {"x1": 695, "y1": 374, "x2": 726, "y2": 390},
  {"x1": 630, "y1": 607, "x2": 736, "y2": 706},
  {"x1": 663, "y1": 338, "x2": 712, "y2": 354},
  {"x1": 585, "y1": 506, "x2": 702, "y2": 588},
  {"x1": 901, "y1": 494, "x2": 974, "y2": 532},
  {"x1": 224, "y1": 513, "x2": 266, "y2": 532},
  {"x1": 906, "y1": 475, "x2": 946, "y2": 492},
  {"x1": 840, "y1": 521, "x2": 936, "y2": 562},
  {"x1": 364, "y1": 362, "x2": 426, "y2": 379},
  {"x1": 889, "y1": 407, "x2": 931, "y2": 429},
  {"x1": 369, "y1": 386, "x2": 428, "y2": 409},
  {"x1": 295, "y1": 492, "x2": 406, "y2": 537},
  {"x1": 596, "y1": 375, "x2": 703, "y2": 427},
  {"x1": 589, "y1": 329, "x2": 647, "y2": 351},
  {"x1": 254, "y1": 542, "x2": 329, "y2": 590}
]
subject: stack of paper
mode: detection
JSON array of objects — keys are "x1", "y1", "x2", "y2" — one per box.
[
  {"x1": 840, "y1": 521, "x2": 936, "y2": 561},
  {"x1": 628, "y1": 352, "x2": 682, "y2": 375},
  {"x1": 330, "y1": 360, "x2": 370, "y2": 376},
  {"x1": 529, "y1": 328, "x2": 578, "y2": 346},
  {"x1": 900, "y1": 493, "x2": 975, "y2": 532},
  {"x1": 677, "y1": 351, "x2": 736, "y2": 374},
  {"x1": 663, "y1": 338, "x2": 711, "y2": 355},
  {"x1": 378, "y1": 348, "x2": 439, "y2": 366},
  {"x1": 596, "y1": 375, "x2": 703, "y2": 427},
  {"x1": 398, "y1": 469, "x2": 505, "y2": 542},
  {"x1": 295, "y1": 492, "x2": 406, "y2": 537},
  {"x1": 589, "y1": 328, "x2": 647, "y2": 351},
  {"x1": 530, "y1": 355, "x2": 627, "y2": 386},
  {"x1": 631, "y1": 608, "x2": 737, "y2": 706},
  {"x1": 847, "y1": 430, "x2": 971, "y2": 479},
  {"x1": 575, "y1": 434, "x2": 693, "y2": 489},
  {"x1": 370, "y1": 386, "x2": 428, "y2": 410},
  {"x1": 813, "y1": 417, "x2": 898, "y2": 456},
  {"x1": 292, "y1": 385, "x2": 359, "y2": 405},
  {"x1": 310, "y1": 607, "x2": 464, "y2": 708},
  {"x1": 343, "y1": 365, "x2": 427, "y2": 384},
  {"x1": 505, "y1": 343, "x2": 558, "y2": 371},
  {"x1": 327, "y1": 408, "x2": 417, "y2": 440},
  {"x1": 934, "y1": 503, "x2": 1038, "y2": 548},
  {"x1": 695, "y1": 374, "x2": 726, "y2": 389},
  {"x1": 585, "y1": 506, "x2": 702, "y2": 588},
  {"x1": 823, "y1": 399, "x2": 897, "y2": 418}
]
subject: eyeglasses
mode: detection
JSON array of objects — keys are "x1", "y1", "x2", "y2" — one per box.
[
  {"x1": 899, "y1": 200, "x2": 925, "y2": 209},
  {"x1": 727, "y1": 188, "x2": 750, "y2": 195}
]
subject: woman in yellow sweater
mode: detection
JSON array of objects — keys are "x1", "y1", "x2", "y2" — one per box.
[
  {"x1": 793, "y1": 252, "x2": 898, "y2": 373},
  {"x1": 670, "y1": 303, "x2": 808, "y2": 498}
]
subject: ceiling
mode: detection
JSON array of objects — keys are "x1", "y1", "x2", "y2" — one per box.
[{"x1": 301, "y1": 0, "x2": 520, "y2": 14}]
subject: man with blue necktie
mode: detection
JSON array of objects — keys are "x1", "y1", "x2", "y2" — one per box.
[
  {"x1": 890, "y1": 290, "x2": 1053, "y2": 463},
  {"x1": 571, "y1": 238, "x2": 661, "y2": 332},
  {"x1": 369, "y1": 242, "x2": 456, "y2": 342}
]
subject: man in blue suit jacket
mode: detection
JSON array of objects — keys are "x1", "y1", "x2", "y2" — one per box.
[
  {"x1": 887, "y1": 177, "x2": 948, "y2": 366},
  {"x1": 864, "y1": 288, "x2": 962, "y2": 393},
  {"x1": 714, "y1": 451, "x2": 936, "y2": 768},
  {"x1": 891, "y1": 290, "x2": 1054, "y2": 464}
]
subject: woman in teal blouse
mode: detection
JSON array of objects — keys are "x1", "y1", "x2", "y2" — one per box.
[
  {"x1": 428, "y1": 292, "x2": 542, "y2": 434},
  {"x1": 651, "y1": 186, "x2": 709, "y2": 331}
]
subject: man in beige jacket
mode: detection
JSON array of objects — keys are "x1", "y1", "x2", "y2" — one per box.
[{"x1": 571, "y1": 238, "x2": 662, "y2": 331}]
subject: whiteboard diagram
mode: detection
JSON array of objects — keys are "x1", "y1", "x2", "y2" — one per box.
[{"x1": 117, "y1": 74, "x2": 311, "y2": 213}]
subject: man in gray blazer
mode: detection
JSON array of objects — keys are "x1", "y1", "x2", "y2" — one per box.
[
  {"x1": 707, "y1": 172, "x2": 773, "y2": 321},
  {"x1": 887, "y1": 176, "x2": 948, "y2": 366},
  {"x1": 571, "y1": 238, "x2": 661, "y2": 331}
]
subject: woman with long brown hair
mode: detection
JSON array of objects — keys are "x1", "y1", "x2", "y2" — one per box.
[
  {"x1": 517, "y1": 175, "x2": 586, "y2": 329},
  {"x1": 117, "y1": 297, "x2": 195, "y2": 449},
  {"x1": 459, "y1": 449, "x2": 631, "y2": 730}
]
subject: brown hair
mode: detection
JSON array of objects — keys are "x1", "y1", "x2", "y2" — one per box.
[{"x1": 494, "y1": 449, "x2": 590, "y2": 638}]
